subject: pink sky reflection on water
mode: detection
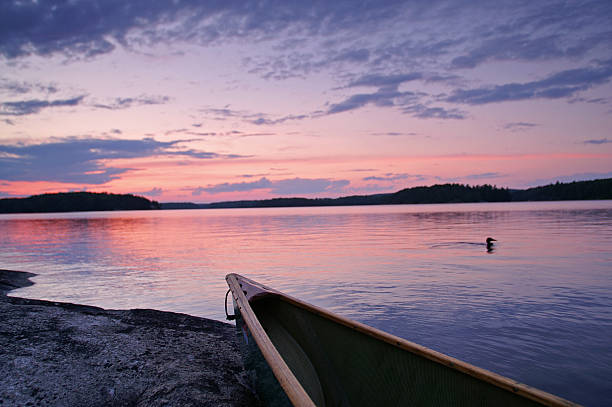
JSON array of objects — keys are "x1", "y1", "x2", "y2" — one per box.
[
  {"x1": 2, "y1": 202, "x2": 612, "y2": 403},
  {"x1": 1, "y1": 201, "x2": 609, "y2": 318}
]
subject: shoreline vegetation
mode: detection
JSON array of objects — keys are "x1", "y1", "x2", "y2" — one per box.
[
  {"x1": 0, "y1": 178, "x2": 610, "y2": 214},
  {"x1": 0, "y1": 191, "x2": 160, "y2": 214},
  {"x1": 0, "y1": 269, "x2": 257, "y2": 406}
]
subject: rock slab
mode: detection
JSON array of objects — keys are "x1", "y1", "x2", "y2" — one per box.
[{"x1": 0, "y1": 269, "x2": 258, "y2": 406}]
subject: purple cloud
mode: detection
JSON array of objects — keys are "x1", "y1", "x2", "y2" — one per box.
[
  {"x1": 583, "y1": 138, "x2": 611, "y2": 145},
  {"x1": 326, "y1": 73, "x2": 466, "y2": 119},
  {"x1": 0, "y1": 137, "x2": 239, "y2": 185},
  {"x1": 92, "y1": 95, "x2": 170, "y2": 110},
  {"x1": 0, "y1": 78, "x2": 58, "y2": 95},
  {"x1": 0, "y1": 1, "x2": 413, "y2": 60},
  {"x1": 136, "y1": 187, "x2": 163, "y2": 197},
  {"x1": 363, "y1": 173, "x2": 424, "y2": 182},
  {"x1": 0, "y1": 95, "x2": 85, "y2": 116},
  {"x1": 447, "y1": 60, "x2": 612, "y2": 105},
  {"x1": 503, "y1": 122, "x2": 539, "y2": 131}
]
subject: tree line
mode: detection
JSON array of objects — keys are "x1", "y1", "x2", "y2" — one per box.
[
  {"x1": 192, "y1": 178, "x2": 612, "y2": 209},
  {"x1": 0, "y1": 192, "x2": 160, "y2": 214},
  {"x1": 1, "y1": 178, "x2": 610, "y2": 213}
]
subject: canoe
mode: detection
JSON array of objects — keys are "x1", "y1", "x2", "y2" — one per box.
[{"x1": 225, "y1": 273, "x2": 578, "y2": 407}]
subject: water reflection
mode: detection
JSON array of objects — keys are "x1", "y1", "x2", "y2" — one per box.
[{"x1": 1, "y1": 201, "x2": 611, "y2": 405}]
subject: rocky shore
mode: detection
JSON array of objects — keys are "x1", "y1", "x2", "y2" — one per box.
[{"x1": 0, "y1": 269, "x2": 258, "y2": 406}]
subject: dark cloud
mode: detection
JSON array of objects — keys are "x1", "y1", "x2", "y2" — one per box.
[
  {"x1": 327, "y1": 80, "x2": 465, "y2": 119},
  {"x1": 0, "y1": 137, "x2": 235, "y2": 185},
  {"x1": 347, "y1": 168, "x2": 378, "y2": 172},
  {"x1": 347, "y1": 73, "x2": 423, "y2": 88},
  {"x1": 452, "y1": 34, "x2": 568, "y2": 69},
  {"x1": 463, "y1": 172, "x2": 503, "y2": 180},
  {"x1": 447, "y1": 60, "x2": 612, "y2": 105},
  {"x1": 450, "y1": 1, "x2": 612, "y2": 69},
  {"x1": 370, "y1": 132, "x2": 419, "y2": 136},
  {"x1": 0, "y1": 1, "x2": 411, "y2": 60},
  {"x1": 271, "y1": 178, "x2": 350, "y2": 195},
  {"x1": 2, "y1": 0, "x2": 610, "y2": 132},
  {"x1": 402, "y1": 104, "x2": 465, "y2": 119},
  {"x1": 327, "y1": 85, "x2": 414, "y2": 114},
  {"x1": 368, "y1": 38, "x2": 463, "y2": 70},
  {"x1": 239, "y1": 173, "x2": 270, "y2": 179},
  {"x1": 322, "y1": 71, "x2": 466, "y2": 119},
  {"x1": 195, "y1": 176, "x2": 350, "y2": 196},
  {"x1": 200, "y1": 107, "x2": 242, "y2": 119},
  {"x1": 343, "y1": 71, "x2": 456, "y2": 89},
  {"x1": 583, "y1": 138, "x2": 611, "y2": 145},
  {"x1": 363, "y1": 173, "x2": 425, "y2": 182},
  {"x1": 585, "y1": 98, "x2": 608, "y2": 104},
  {"x1": 436, "y1": 172, "x2": 504, "y2": 183},
  {"x1": 194, "y1": 178, "x2": 272, "y2": 195},
  {"x1": 503, "y1": 122, "x2": 538, "y2": 131},
  {"x1": 245, "y1": 43, "x2": 377, "y2": 80},
  {"x1": 167, "y1": 127, "x2": 274, "y2": 138},
  {"x1": 0, "y1": 95, "x2": 85, "y2": 116},
  {"x1": 136, "y1": 187, "x2": 163, "y2": 197},
  {"x1": 332, "y1": 48, "x2": 370, "y2": 64},
  {"x1": 0, "y1": 78, "x2": 58, "y2": 95},
  {"x1": 2, "y1": 0, "x2": 610, "y2": 107},
  {"x1": 570, "y1": 97, "x2": 609, "y2": 105},
  {"x1": 92, "y1": 95, "x2": 170, "y2": 110},
  {"x1": 200, "y1": 107, "x2": 307, "y2": 126},
  {"x1": 250, "y1": 114, "x2": 308, "y2": 126},
  {"x1": 243, "y1": 1, "x2": 611, "y2": 81}
]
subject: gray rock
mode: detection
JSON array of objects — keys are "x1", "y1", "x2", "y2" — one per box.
[{"x1": 0, "y1": 269, "x2": 259, "y2": 406}]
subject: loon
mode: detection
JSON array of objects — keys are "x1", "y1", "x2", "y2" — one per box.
[{"x1": 486, "y1": 237, "x2": 497, "y2": 251}]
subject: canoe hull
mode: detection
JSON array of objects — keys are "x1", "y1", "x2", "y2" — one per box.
[{"x1": 227, "y1": 274, "x2": 578, "y2": 407}]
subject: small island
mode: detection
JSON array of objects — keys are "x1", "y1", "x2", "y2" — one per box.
[{"x1": 0, "y1": 192, "x2": 160, "y2": 214}]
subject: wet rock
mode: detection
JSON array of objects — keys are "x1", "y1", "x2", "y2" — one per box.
[{"x1": 0, "y1": 269, "x2": 258, "y2": 406}]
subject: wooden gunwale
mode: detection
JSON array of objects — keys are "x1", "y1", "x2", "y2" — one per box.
[
  {"x1": 226, "y1": 273, "x2": 579, "y2": 407},
  {"x1": 226, "y1": 273, "x2": 316, "y2": 407}
]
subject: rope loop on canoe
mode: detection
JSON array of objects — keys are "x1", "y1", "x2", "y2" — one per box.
[{"x1": 225, "y1": 289, "x2": 236, "y2": 320}]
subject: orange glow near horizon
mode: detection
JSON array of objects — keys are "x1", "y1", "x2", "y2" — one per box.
[{"x1": 2, "y1": 151, "x2": 611, "y2": 202}]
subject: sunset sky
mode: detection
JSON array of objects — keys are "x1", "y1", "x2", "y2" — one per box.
[{"x1": 1, "y1": 0, "x2": 611, "y2": 202}]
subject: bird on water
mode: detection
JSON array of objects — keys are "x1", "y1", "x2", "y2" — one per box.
[{"x1": 486, "y1": 237, "x2": 497, "y2": 252}]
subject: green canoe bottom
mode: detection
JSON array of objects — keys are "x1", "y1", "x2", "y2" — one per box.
[{"x1": 237, "y1": 295, "x2": 546, "y2": 407}]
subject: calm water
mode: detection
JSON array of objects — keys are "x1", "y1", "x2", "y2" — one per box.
[{"x1": 1, "y1": 201, "x2": 611, "y2": 405}]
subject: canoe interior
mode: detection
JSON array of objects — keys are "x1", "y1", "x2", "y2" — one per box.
[
  {"x1": 247, "y1": 295, "x2": 548, "y2": 407},
  {"x1": 234, "y1": 301, "x2": 293, "y2": 407}
]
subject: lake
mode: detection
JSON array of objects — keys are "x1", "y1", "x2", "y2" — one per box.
[{"x1": 1, "y1": 201, "x2": 611, "y2": 405}]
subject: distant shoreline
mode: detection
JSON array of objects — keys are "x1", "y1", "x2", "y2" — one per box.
[
  {"x1": 1, "y1": 178, "x2": 611, "y2": 214},
  {"x1": 162, "y1": 178, "x2": 612, "y2": 210}
]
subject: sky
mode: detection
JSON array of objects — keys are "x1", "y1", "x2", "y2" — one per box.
[{"x1": 1, "y1": 0, "x2": 611, "y2": 203}]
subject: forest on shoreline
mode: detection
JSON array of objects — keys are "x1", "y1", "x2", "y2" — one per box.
[
  {"x1": 168, "y1": 178, "x2": 612, "y2": 209},
  {"x1": 1, "y1": 178, "x2": 610, "y2": 214},
  {"x1": 0, "y1": 192, "x2": 159, "y2": 214}
]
